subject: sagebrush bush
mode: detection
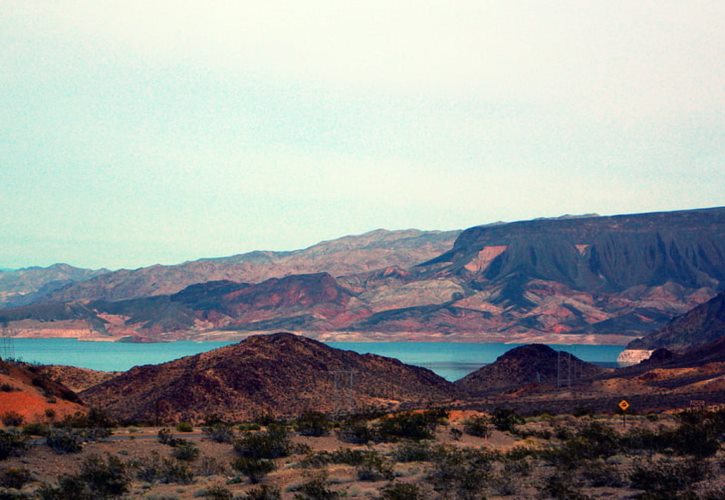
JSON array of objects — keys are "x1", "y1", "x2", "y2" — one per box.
[
  {"x1": 355, "y1": 451, "x2": 394, "y2": 481},
  {"x1": 630, "y1": 458, "x2": 710, "y2": 495},
  {"x1": 1, "y1": 412, "x2": 24, "y2": 427},
  {"x1": 462, "y1": 415, "x2": 490, "y2": 438},
  {"x1": 234, "y1": 425, "x2": 291, "y2": 459},
  {"x1": 490, "y1": 408, "x2": 523, "y2": 433},
  {"x1": 176, "y1": 422, "x2": 193, "y2": 432},
  {"x1": 134, "y1": 452, "x2": 194, "y2": 484},
  {"x1": 202, "y1": 484, "x2": 234, "y2": 500},
  {"x1": 295, "y1": 412, "x2": 330, "y2": 437},
  {"x1": 427, "y1": 446, "x2": 494, "y2": 498},
  {"x1": 0, "y1": 431, "x2": 28, "y2": 460},
  {"x1": 336, "y1": 419, "x2": 372, "y2": 444},
  {"x1": 542, "y1": 472, "x2": 588, "y2": 500},
  {"x1": 241, "y1": 484, "x2": 282, "y2": 500},
  {"x1": 375, "y1": 410, "x2": 444, "y2": 442},
  {"x1": 77, "y1": 454, "x2": 130, "y2": 497},
  {"x1": 203, "y1": 423, "x2": 234, "y2": 443},
  {"x1": 0, "y1": 467, "x2": 32, "y2": 489},
  {"x1": 46, "y1": 429, "x2": 83, "y2": 454},
  {"x1": 157, "y1": 427, "x2": 177, "y2": 446},
  {"x1": 292, "y1": 472, "x2": 338, "y2": 500},
  {"x1": 171, "y1": 439, "x2": 199, "y2": 461},
  {"x1": 22, "y1": 423, "x2": 49, "y2": 437},
  {"x1": 391, "y1": 441, "x2": 432, "y2": 463},
  {"x1": 380, "y1": 482, "x2": 422, "y2": 500},
  {"x1": 232, "y1": 457, "x2": 276, "y2": 484}
]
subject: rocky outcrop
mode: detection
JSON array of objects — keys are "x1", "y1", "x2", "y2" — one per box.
[
  {"x1": 81, "y1": 332, "x2": 456, "y2": 423},
  {"x1": 455, "y1": 344, "x2": 606, "y2": 395}
]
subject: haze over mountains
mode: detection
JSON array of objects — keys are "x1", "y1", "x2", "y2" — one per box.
[{"x1": 1, "y1": 207, "x2": 724, "y2": 343}]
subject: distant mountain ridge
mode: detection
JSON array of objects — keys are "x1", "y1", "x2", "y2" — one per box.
[
  {"x1": 0, "y1": 263, "x2": 109, "y2": 307},
  {"x1": 1, "y1": 208, "x2": 724, "y2": 342},
  {"x1": 42, "y1": 229, "x2": 460, "y2": 303}
]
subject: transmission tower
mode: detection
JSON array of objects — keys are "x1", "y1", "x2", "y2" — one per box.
[
  {"x1": 330, "y1": 369, "x2": 356, "y2": 417},
  {"x1": 557, "y1": 350, "x2": 574, "y2": 388},
  {"x1": 0, "y1": 322, "x2": 15, "y2": 360}
]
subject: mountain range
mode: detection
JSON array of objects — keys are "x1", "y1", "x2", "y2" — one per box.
[{"x1": 1, "y1": 207, "x2": 723, "y2": 343}]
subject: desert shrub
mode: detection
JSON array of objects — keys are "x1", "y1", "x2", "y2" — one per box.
[
  {"x1": 134, "y1": 452, "x2": 194, "y2": 484},
  {"x1": 580, "y1": 459, "x2": 624, "y2": 487},
  {"x1": 375, "y1": 411, "x2": 441, "y2": 441},
  {"x1": 77, "y1": 454, "x2": 130, "y2": 498},
  {"x1": 355, "y1": 451, "x2": 393, "y2": 481},
  {"x1": 0, "y1": 467, "x2": 32, "y2": 489},
  {"x1": 240, "y1": 484, "x2": 282, "y2": 500},
  {"x1": 201, "y1": 485, "x2": 233, "y2": 500},
  {"x1": 22, "y1": 423, "x2": 49, "y2": 437},
  {"x1": 427, "y1": 446, "x2": 494, "y2": 498},
  {"x1": 58, "y1": 408, "x2": 112, "y2": 430},
  {"x1": 37, "y1": 454, "x2": 129, "y2": 499},
  {"x1": 171, "y1": 440, "x2": 199, "y2": 461},
  {"x1": 380, "y1": 482, "x2": 422, "y2": 500},
  {"x1": 622, "y1": 415, "x2": 721, "y2": 458},
  {"x1": 46, "y1": 429, "x2": 83, "y2": 454},
  {"x1": 37, "y1": 475, "x2": 93, "y2": 500},
  {"x1": 0, "y1": 431, "x2": 27, "y2": 460},
  {"x1": 232, "y1": 457, "x2": 276, "y2": 484},
  {"x1": 234, "y1": 425, "x2": 291, "y2": 459},
  {"x1": 158, "y1": 427, "x2": 177, "y2": 446},
  {"x1": 630, "y1": 458, "x2": 710, "y2": 496},
  {"x1": 292, "y1": 472, "x2": 338, "y2": 500},
  {"x1": 502, "y1": 456, "x2": 532, "y2": 477},
  {"x1": 203, "y1": 423, "x2": 234, "y2": 443},
  {"x1": 196, "y1": 456, "x2": 227, "y2": 477},
  {"x1": 253, "y1": 414, "x2": 278, "y2": 426},
  {"x1": 449, "y1": 427, "x2": 462, "y2": 440},
  {"x1": 295, "y1": 412, "x2": 330, "y2": 437},
  {"x1": 299, "y1": 448, "x2": 369, "y2": 468},
  {"x1": 336, "y1": 419, "x2": 372, "y2": 444},
  {"x1": 176, "y1": 422, "x2": 193, "y2": 432},
  {"x1": 391, "y1": 441, "x2": 432, "y2": 462},
  {"x1": 490, "y1": 408, "x2": 523, "y2": 433},
  {"x1": 462, "y1": 415, "x2": 490, "y2": 438},
  {"x1": 1, "y1": 413, "x2": 23, "y2": 427},
  {"x1": 0, "y1": 384, "x2": 17, "y2": 392},
  {"x1": 542, "y1": 472, "x2": 587, "y2": 500},
  {"x1": 543, "y1": 421, "x2": 619, "y2": 468},
  {"x1": 238, "y1": 422, "x2": 262, "y2": 432},
  {"x1": 44, "y1": 409, "x2": 56, "y2": 420}
]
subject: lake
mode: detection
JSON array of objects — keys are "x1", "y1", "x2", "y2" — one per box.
[{"x1": 8, "y1": 338, "x2": 624, "y2": 381}]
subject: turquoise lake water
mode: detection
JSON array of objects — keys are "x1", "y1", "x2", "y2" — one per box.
[{"x1": 9, "y1": 338, "x2": 624, "y2": 381}]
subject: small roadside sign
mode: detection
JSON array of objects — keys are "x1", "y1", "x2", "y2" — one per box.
[{"x1": 618, "y1": 400, "x2": 630, "y2": 412}]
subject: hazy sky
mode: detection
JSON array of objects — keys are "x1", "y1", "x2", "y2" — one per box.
[{"x1": 1, "y1": 1, "x2": 723, "y2": 269}]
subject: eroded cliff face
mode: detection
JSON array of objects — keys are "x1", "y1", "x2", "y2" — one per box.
[{"x1": 617, "y1": 349, "x2": 655, "y2": 366}]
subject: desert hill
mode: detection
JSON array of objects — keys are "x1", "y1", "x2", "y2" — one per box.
[
  {"x1": 0, "y1": 359, "x2": 86, "y2": 424},
  {"x1": 455, "y1": 344, "x2": 605, "y2": 395},
  {"x1": 81, "y1": 332, "x2": 456, "y2": 423}
]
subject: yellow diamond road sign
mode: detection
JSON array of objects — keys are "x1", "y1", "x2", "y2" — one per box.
[{"x1": 618, "y1": 400, "x2": 630, "y2": 412}]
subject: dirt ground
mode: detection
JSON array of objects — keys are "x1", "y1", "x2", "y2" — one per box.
[{"x1": 2, "y1": 412, "x2": 723, "y2": 499}]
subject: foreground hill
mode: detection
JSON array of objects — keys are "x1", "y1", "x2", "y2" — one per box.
[
  {"x1": 455, "y1": 344, "x2": 605, "y2": 395},
  {"x1": 43, "y1": 229, "x2": 460, "y2": 303},
  {"x1": 81, "y1": 333, "x2": 455, "y2": 423},
  {"x1": 0, "y1": 359, "x2": 85, "y2": 424}
]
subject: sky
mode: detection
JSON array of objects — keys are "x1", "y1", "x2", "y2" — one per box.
[{"x1": 1, "y1": 1, "x2": 723, "y2": 270}]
